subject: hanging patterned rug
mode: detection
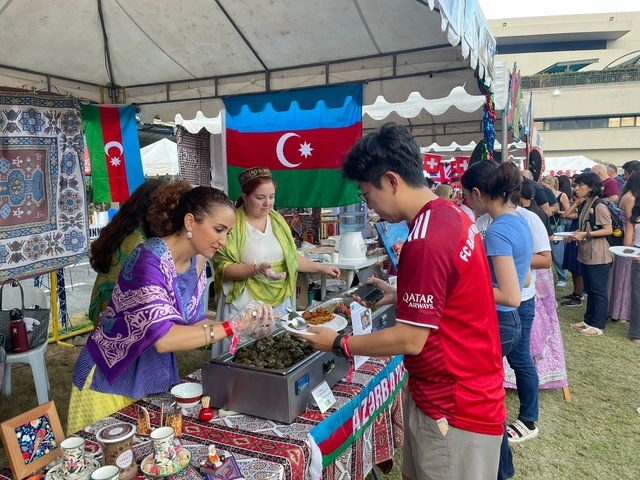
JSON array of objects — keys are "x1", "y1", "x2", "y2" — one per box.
[
  {"x1": 176, "y1": 125, "x2": 211, "y2": 186},
  {"x1": 0, "y1": 90, "x2": 89, "y2": 280}
]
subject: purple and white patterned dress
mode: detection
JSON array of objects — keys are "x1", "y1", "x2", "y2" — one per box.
[
  {"x1": 505, "y1": 268, "x2": 568, "y2": 389},
  {"x1": 73, "y1": 237, "x2": 206, "y2": 398}
]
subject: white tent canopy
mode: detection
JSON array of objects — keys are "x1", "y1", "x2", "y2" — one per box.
[
  {"x1": 543, "y1": 155, "x2": 598, "y2": 176},
  {"x1": 141, "y1": 138, "x2": 178, "y2": 176},
  {"x1": 0, "y1": 0, "x2": 497, "y2": 138}
]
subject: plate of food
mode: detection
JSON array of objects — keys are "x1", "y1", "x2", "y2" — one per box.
[
  {"x1": 609, "y1": 246, "x2": 640, "y2": 258},
  {"x1": 281, "y1": 309, "x2": 348, "y2": 336}
]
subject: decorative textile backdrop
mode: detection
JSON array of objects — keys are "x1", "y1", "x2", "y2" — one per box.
[
  {"x1": 176, "y1": 125, "x2": 211, "y2": 186},
  {"x1": 0, "y1": 91, "x2": 89, "y2": 281}
]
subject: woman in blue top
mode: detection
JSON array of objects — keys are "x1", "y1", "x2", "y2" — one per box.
[{"x1": 462, "y1": 160, "x2": 533, "y2": 480}]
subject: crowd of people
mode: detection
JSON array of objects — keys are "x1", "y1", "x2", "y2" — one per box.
[{"x1": 77, "y1": 121, "x2": 640, "y2": 479}]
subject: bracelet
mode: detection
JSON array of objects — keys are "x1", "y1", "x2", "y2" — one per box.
[
  {"x1": 221, "y1": 321, "x2": 233, "y2": 337},
  {"x1": 203, "y1": 324, "x2": 210, "y2": 346},
  {"x1": 208, "y1": 324, "x2": 216, "y2": 344}
]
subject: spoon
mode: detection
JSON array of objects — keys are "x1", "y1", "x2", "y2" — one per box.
[{"x1": 284, "y1": 307, "x2": 309, "y2": 330}]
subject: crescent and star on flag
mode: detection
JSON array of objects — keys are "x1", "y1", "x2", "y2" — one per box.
[
  {"x1": 276, "y1": 132, "x2": 313, "y2": 168},
  {"x1": 104, "y1": 141, "x2": 124, "y2": 167}
]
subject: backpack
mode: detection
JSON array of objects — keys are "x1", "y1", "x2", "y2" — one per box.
[{"x1": 589, "y1": 198, "x2": 625, "y2": 247}]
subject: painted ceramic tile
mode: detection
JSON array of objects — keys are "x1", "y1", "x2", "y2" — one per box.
[{"x1": 15, "y1": 414, "x2": 58, "y2": 465}]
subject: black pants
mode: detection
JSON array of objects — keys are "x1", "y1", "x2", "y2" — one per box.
[{"x1": 581, "y1": 262, "x2": 612, "y2": 329}]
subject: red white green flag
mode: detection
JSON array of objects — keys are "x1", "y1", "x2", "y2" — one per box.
[
  {"x1": 223, "y1": 85, "x2": 362, "y2": 208},
  {"x1": 82, "y1": 104, "x2": 144, "y2": 202}
]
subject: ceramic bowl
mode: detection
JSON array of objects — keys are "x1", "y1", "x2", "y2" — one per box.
[{"x1": 170, "y1": 382, "x2": 203, "y2": 408}]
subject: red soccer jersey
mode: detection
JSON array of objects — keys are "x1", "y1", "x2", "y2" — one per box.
[{"x1": 397, "y1": 197, "x2": 506, "y2": 436}]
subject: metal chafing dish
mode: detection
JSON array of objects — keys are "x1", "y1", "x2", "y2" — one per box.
[
  {"x1": 201, "y1": 290, "x2": 396, "y2": 424},
  {"x1": 202, "y1": 329, "x2": 352, "y2": 424}
]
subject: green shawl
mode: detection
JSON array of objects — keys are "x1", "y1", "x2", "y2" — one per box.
[{"x1": 213, "y1": 206, "x2": 298, "y2": 306}]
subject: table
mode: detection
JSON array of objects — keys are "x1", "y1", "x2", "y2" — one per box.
[
  {"x1": 318, "y1": 255, "x2": 388, "y2": 300},
  {"x1": 0, "y1": 359, "x2": 404, "y2": 480}
]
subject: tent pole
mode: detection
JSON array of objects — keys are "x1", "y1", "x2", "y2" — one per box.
[{"x1": 501, "y1": 112, "x2": 508, "y2": 163}]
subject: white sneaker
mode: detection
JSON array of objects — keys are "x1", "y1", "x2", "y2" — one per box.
[{"x1": 556, "y1": 281, "x2": 567, "y2": 287}]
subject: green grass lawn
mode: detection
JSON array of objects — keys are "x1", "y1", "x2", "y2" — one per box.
[{"x1": 1, "y1": 284, "x2": 639, "y2": 478}]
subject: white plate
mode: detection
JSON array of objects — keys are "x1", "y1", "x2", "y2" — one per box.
[
  {"x1": 553, "y1": 231, "x2": 573, "y2": 238},
  {"x1": 609, "y1": 246, "x2": 640, "y2": 258},
  {"x1": 46, "y1": 458, "x2": 101, "y2": 480},
  {"x1": 280, "y1": 315, "x2": 348, "y2": 336}
]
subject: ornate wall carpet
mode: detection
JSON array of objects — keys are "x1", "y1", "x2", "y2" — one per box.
[
  {"x1": 0, "y1": 90, "x2": 89, "y2": 280},
  {"x1": 176, "y1": 125, "x2": 211, "y2": 186}
]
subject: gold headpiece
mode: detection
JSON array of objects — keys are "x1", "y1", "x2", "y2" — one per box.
[{"x1": 238, "y1": 167, "x2": 272, "y2": 186}]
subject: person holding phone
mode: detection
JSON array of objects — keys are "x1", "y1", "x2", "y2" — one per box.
[{"x1": 300, "y1": 123, "x2": 505, "y2": 480}]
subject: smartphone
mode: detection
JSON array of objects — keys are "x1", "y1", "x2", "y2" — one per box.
[{"x1": 353, "y1": 283, "x2": 384, "y2": 306}]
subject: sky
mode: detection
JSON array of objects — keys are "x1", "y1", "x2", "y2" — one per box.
[{"x1": 477, "y1": 0, "x2": 640, "y2": 20}]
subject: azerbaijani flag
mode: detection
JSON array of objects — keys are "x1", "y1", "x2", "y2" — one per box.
[
  {"x1": 82, "y1": 104, "x2": 145, "y2": 202},
  {"x1": 224, "y1": 84, "x2": 362, "y2": 208}
]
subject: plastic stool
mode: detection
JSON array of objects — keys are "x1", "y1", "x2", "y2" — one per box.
[{"x1": 2, "y1": 341, "x2": 50, "y2": 405}]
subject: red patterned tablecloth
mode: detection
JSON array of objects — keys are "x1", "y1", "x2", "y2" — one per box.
[{"x1": 0, "y1": 358, "x2": 403, "y2": 480}]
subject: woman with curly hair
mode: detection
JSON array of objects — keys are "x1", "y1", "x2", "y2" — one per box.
[
  {"x1": 88, "y1": 179, "x2": 163, "y2": 327},
  {"x1": 68, "y1": 182, "x2": 275, "y2": 433}
]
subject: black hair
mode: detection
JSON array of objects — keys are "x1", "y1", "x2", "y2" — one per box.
[
  {"x1": 630, "y1": 193, "x2": 640, "y2": 225},
  {"x1": 425, "y1": 176, "x2": 435, "y2": 189},
  {"x1": 574, "y1": 172, "x2": 602, "y2": 198},
  {"x1": 147, "y1": 182, "x2": 235, "y2": 237},
  {"x1": 520, "y1": 180, "x2": 536, "y2": 201},
  {"x1": 342, "y1": 123, "x2": 427, "y2": 188},
  {"x1": 461, "y1": 160, "x2": 522, "y2": 202},
  {"x1": 623, "y1": 160, "x2": 640, "y2": 176},
  {"x1": 90, "y1": 179, "x2": 164, "y2": 274},
  {"x1": 620, "y1": 171, "x2": 640, "y2": 202},
  {"x1": 557, "y1": 175, "x2": 572, "y2": 199}
]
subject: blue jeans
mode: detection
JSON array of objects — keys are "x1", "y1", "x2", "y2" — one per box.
[
  {"x1": 507, "y1": 297, "x2": 539, "y2": 422},
  {"x1": 582, "y1": 262, "x2": 613, "y2": 329},
  {"x1": 497, "y1": 309, "x2": 521, "y2": 480},
  {"x1": 550, "y1": 240, "x2": 567, "y2": 282},
  {"x1": 497, "y1": 309, "x2": 521, "y2": 357}
]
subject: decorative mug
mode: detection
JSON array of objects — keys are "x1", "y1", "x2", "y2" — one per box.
[
  {"x1": 91, "y1": 465, "x2": 120, "y2": 480},
  {"x1": 60, "y1": 436, "x2": 87, "y2": 475},
  {"x1": 150, "y1": 427, "x2": 175, "y2": 465}
]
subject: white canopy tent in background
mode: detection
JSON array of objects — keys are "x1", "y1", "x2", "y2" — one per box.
[
  {"x1": 543, "y1": 155, "x2": 598, "y2": 177},
  {"x1": 140, "y1": 138, "x2": 178, "y2": 176}
]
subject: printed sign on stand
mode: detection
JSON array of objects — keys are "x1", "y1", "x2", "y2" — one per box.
[{"x1": 349, "y1": 301, "x2": 372, "y2": 370}]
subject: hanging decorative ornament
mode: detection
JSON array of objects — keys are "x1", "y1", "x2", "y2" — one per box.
[{"x1": 477, "y1": 77, "x2": 496, "y2": 161}]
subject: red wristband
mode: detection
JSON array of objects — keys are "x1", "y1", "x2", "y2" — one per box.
[
  {"x1": 342, "y1": 335, "x2": 352, "y2": 359},
  {"x1": 342, "y1": 336, "x2": 355, "y2": 382},
  {"x1": 222, "y1": 321, "x2": 233, "y2": 337}
]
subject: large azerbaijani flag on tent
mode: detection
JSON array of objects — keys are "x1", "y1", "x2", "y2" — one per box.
[
  {"x1": 82, "y1": 104, "x2": 145, "y2": 202},
  {"x1": 224, "y1": 84, "x2": 362, "y2": 207}
]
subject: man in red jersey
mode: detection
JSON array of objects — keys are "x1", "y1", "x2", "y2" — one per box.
[{"x1": 302, "y1": 123, "x2": 505, "y2": 480}]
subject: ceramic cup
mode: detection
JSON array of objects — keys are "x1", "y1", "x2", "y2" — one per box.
[
  {"x1": 60, "y1": 436, "x2": 87, "y2": 475},
  {"x1": 150, "y1": 426, "x2": 175, "y2": 465},
  {"x1": 91, "y1": 465, "x2": 120, "y2": 480},
  {"x1": 331, "y1": 253, "x2": 339, "y2": 263}
]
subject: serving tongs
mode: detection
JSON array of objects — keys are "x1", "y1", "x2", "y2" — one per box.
[{"x1": 277, "y1": 307, "x2": 309, "y2": 330}]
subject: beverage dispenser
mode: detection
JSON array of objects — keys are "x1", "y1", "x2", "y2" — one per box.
[{"x1": 338, "y1": 203, "x2": 366, "y2": 262}]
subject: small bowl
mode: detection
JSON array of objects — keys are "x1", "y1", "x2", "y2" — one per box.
[{"x1": 170, "y1": 382, "x2": 203, "y2": 408}]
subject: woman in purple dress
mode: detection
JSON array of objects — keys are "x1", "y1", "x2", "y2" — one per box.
[
  {"x1": 607, "y1": 172, "x2": 640, "y2": 322},
  {"x1": 67, "y1": 182, "x2": 275, "y2": 434}
]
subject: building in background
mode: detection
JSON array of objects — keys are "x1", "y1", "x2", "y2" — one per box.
[{"x1": 490, "y1": 12, "x2": 640, "y2": 165}]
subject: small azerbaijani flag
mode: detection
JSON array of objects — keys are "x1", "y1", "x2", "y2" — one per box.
[
  {"x1": 82, "y1": 104, "x2": 145, "y2": 202},
  {"x1": 224, "y1": 85, "x2": 362, "y2": 208}
]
